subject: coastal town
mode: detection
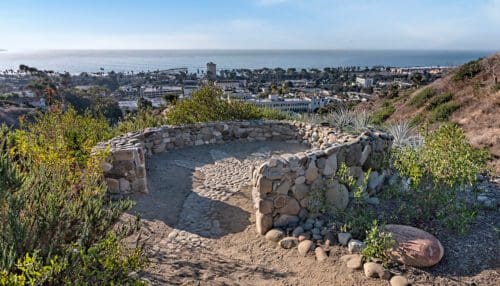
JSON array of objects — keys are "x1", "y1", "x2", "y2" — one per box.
[{"x1": 0, "y1": 62, "x2": 450, "y2": 118}]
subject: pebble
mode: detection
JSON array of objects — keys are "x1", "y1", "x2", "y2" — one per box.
[
  {"x1": 390, "y1": 275, "x2": 410, "y2": 286},
  {"x1": 348, "y1": 239, "x2": 366, "y2": 253},
  {"x1": 315, "y1": 247, "x2": 328, "y2": 262},
  {"x1": 292, "y1": 226, "x2": 304, "y2": 237},
  {"x1": 364, "y1": 262, "x2": 391, "y2": 280},
  {"x1": 338, "y1": 232, "x2": 352, "y2": 246},
  {"x1": 303, "y1": 223, "x2": 314, "y2": 231},
  {"x1": 346, "y1": 255, "x2": 363, "y2": 270},
  {"x1": 311, "y1": 228, "x2": 321, "y2": 235},
  {"x1": 279, "y1": 237, "x2": 299, "y2": 249},
  {"x1": 297, "y1": 240, "x2": 314, "y2": 256},
  {"x1": 298, "y1": 233, "x2": 311, "y2": 242},
  {"x1": 265, "y1": 229, "x2": 285, "y2": 242}
]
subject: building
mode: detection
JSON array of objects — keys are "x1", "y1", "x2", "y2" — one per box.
[
  {"x1": 356, "y1": 77, "x2": 374, "y2": 88},
  {"x1": 140, "y1": 86, "x2": 183, "y2": 98},
  {"x1": 247, "y1": 95, "x2": 331, "y2": 113},
  {"x1": 215, "y1": 80, "x2": 241, "y2": 91},
  {"x1": 207, "y1": 62, "x2": 216, "y2": 80}
]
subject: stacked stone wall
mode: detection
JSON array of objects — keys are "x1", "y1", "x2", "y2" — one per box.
[{"x1": 251, "y1": 130, "x2": 393, "y2": 235}]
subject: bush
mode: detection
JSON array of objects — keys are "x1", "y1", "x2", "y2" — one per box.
[
  {"x1": 361, "y1": 220, "x2": 395, "y2": 264},
  {"x1": 409, "y1": 87, "x2": 435, "y2": 107},
  {"x1": 1, "y1": 108, "x2": 145, "y2": 284},
  {"x1": 425, "y1": 92, "x2": 453, "y2": 111},
  {"x1": 452, "y1": 59, "x2": 482, "y2": 82},
  {"x1": 430, "y1": 101, "x2": 460, "y2": 122},
  {"x1": 370, "y1": 101, "x2": 395, "y2": 125},
  {"x1": 392, "y1": 124, "x2": 489, "y2": 233},
  {"x1": 116, "y1": 108, "x2": 169, "y2": 134},
  {"x1": 165, "y1": 86, "x2": 288, "y2": 125}
]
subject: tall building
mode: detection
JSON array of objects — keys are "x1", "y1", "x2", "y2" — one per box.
[{"x1": 206, "y1": 62, "x2": 216, "y2": 80}]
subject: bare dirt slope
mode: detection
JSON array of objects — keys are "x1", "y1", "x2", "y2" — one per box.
[{"x1": 120, "y1": 141, "x2": 499, "y2": 285}]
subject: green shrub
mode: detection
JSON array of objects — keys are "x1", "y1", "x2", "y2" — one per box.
[
  {"x1": 430, "y1": 101, "x2": 460, "y2": 122},
  {"x1": 116, "y1": 108, "x2": 169, "y2": 134},
  {"x1": 166, "y1": 86, "x2": 288, "y2": 125},
  {"x1": 361, "y1": 220, "x2": 395, "y2": 264},
  {"x1": 409, "y1": 87, "x2": 435, "y2": 107},
  {"x1": 1, "y1": 109, "x2": 145, "y2": 284},
  {"x1": 452, "y1": 59, "x2": 482, "y2": 82},
  {"x1": 370, "y1": 101, "x2": 395, "y2": 125},
  {"x1": 392, "y1": 124, "x2": 489, "y2": 232},
  {"x1": 425, "y1": 92, "x2": 453, "y2": 111}
]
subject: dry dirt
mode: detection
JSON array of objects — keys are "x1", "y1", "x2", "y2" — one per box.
[{"x1": 120, "y1": 141, "x2": 500, "y2": 286}]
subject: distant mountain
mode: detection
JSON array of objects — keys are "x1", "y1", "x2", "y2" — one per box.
[{"x1": 361, "y1": 53, "x2": 500, "y2": 174}]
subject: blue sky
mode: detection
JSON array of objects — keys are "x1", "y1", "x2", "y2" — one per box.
[{"x1": 0, "y1": 0, "x2": 499, "y2": 50}]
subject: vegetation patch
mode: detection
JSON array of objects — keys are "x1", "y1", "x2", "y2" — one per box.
[
  {"x1": 408, "y1": 87, "x2": 435, "y2": 107},
  {"x1": 165, "y1": 86, "x2": 288, "y2": 125},
  {"x1": 391, "y1": 124, "x2": 488, "y2": 233},
  {"x1": 452, "y1": 59, "x2": 482, "y2": 82},
  {"x1": 425, "y1": 92, "x2": 453, "y2": 111},
  {"x1": 370, "y1": 101, "x2": 395, "y2": 125},
  {"x1": 430, "y1": 101, "x2": 460, "y2": 122}
]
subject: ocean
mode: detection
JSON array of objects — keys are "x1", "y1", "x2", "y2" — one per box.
[{"x1": 0, "y1": 49, "x2": 495, "y2": 74}]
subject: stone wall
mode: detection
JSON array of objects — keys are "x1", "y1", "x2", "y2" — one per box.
[
  {"x1": 250, "y1": 130, "x2": 393, "y2": 235},
  {"x1": 96, "y1": 120, "x2": 350, "y2": 200},
  {"x1": 96, "y1": 120, "x2": 393, "y2": 229}
]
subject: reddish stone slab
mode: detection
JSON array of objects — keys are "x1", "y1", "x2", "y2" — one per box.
[{"x1": 384, "y1": 224, "x2": 444, "y2": 267}]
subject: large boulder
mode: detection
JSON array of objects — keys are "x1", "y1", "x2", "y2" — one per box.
[{"x1": 384, "y1": 224, "x2": 444, "y2": 267}]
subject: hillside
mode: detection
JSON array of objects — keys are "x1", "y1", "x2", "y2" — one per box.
[
  {"x1": 361, "y1": 53, "x2": 500, "y2": 174},
  {"x1": 0, "y1": 104, "x2": 35, "y2": 128}
]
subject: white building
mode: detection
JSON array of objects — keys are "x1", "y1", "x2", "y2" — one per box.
[
  {"x1": 247, "y1": 95, "x2": 331, "y2": 113},
  {"x1": 141, "y1": 86, "x2": 183, "y2": 98},
  {"x1": 356, "y1": 77, "x2": 374, "y2": 88},
  {"x1": 215, "y1": 80, "x2": 241, "y2": 91}
]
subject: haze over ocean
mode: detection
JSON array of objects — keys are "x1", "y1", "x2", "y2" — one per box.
[{"x1": 0, "y1": 50, "x2": 494, "y2": 73}]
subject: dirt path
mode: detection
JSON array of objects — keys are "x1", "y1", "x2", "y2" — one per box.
[{"x1": 121, "y1": 141, "x2": 500, "y2": 286}]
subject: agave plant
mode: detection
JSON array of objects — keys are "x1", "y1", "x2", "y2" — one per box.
[
  {"x1": 330, "y1": 107, "x2": 355, "y2": 130},
  {"x1": 387, "y1": 121, "x2": 423, "y2": 148},
  {"x1": 353, "y1": 110, "x2": 371, "y2": 132}
]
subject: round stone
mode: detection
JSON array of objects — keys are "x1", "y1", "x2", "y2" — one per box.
[
  {"x1": 345, "y1": 254, "x2": 363, "y2": 270},
  {"x1": 364, "y1": 262, "x2": 391, "y2": 280},
  {"x1": 265, "y1": 229, "x2": 285, "y2": 242},
  {"x1": 315, "y1": 246, "x2": 328, "y2": 262},
  {"x1": 384, "y1": 224, "x2": 444, "y2": 267},
  {"x1": 338, "y1": 232, "x2": 352, "y2": 246},
  {"x1": 279, "y1": 237, "x2": 299, "y2": 249},
  {"x1": 298, "y1": 240, "x2": 315, "y2": 256},
  {"x1": 348, "y1": 239, "x2": 366, "y2": 253},
  {"x1": 390, "y1": 275, "x2": 410, "y2": 286}
]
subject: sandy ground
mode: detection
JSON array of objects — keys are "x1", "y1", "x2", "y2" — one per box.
[{"x1": 120, "y1": 141, "x2": 500, "y2": 286}]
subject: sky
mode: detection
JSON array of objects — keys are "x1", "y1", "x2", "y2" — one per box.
[{"x1": 0, "y1": 0, "x2": 499, "y2": 51}]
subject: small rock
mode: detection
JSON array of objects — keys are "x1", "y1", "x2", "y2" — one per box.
[
  {"x1": 312, "y1": 234, "x2": 323, "y2": 241},
  {"x1": 365, "y1": 197, "x2": 380, "y2": 206},
  {"x1": 298, "y1": 240, "x2": 314, "y2": 256},
  {"x1": 315, "y1": 247, "x2": 328, "y2": 262},
  {"x1": 364, "y1": 262, "x2": 391, "y2": 280},
  {"x1": 348, "y1": 239, "x2": 366, "y2": 253},
  {"x1": 390, "y1": 275, "x2": 410, "y2": 286},
  {"x1": 265, "y1": 229, "x2": 285, "y2": 242},
  {"x1": 292, "y1": 226, "x2": 304, "y2": 237},
  {"x1": 303, "y1": 223, "x2": 314, "y2": 231},
  {"x1": 298, "y1": 233, "x2": 311, "y2": 242},
  {"x1": 346, "y1": 255, "x2": 363, "y2": 270},
  {"x1": 279, "y1": 237, "x2": 299, "y2": 249},
  {"x1": 274, "y1": 214, "x2": 299, "y2": 228},
  {"x1": 338, "y1": 232, "x2": 352, "y2": 246},
  {"x1": 311, "y1": 228, "x2": 321, "y2": 235},
  {"x1": 314, "y1": 220, "x2": 324, "y2": 228}
]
